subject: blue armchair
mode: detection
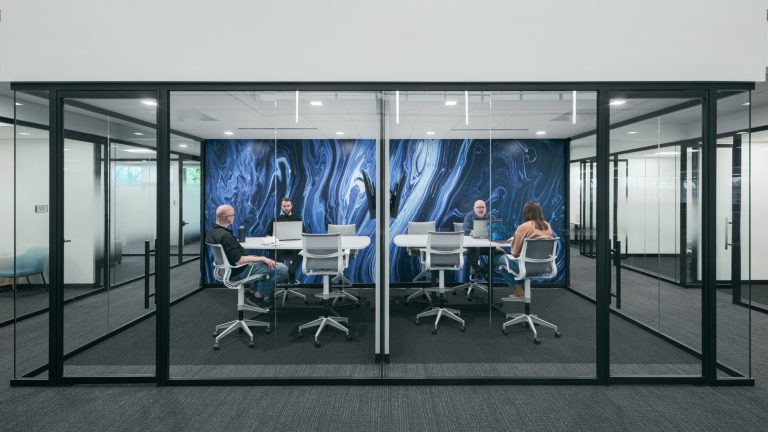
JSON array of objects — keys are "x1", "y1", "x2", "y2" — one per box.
[{"x1": 0, "y1": 247, "x2": 48, "y2": 285}]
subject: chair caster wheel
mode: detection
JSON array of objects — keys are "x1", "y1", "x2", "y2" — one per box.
[
  {"x1": 346, "y1": 333, "x2": 352, "y2": 341},
  {"x1": 213, "y1": 344, "x2": 219, "y2": 350},
  {"x1": 314, "y1": 341, "x2": 321, "y2": 348},
  {"x1": 466, "y1": 297, "x2": 473, "y2": 302},
  {"x1": 534, "y1": 338, "x2": 541, "y2": 345},
  {"x1": 431, "y1": 328, "x2": 438, "y2": 335},
  {"x1": 414, "y1": 318, "x2": 420, "y2": 325},
  {"x1": 502, "y1": 328, "x2": 509, "y2": 336},
  {"x1": 404, "y1": 301, "x2": 410, "y2": 307},
  {"x1": 212, "y1": 332, "x2": 218, "y2": 337},
  {"x1": 248, "y1": 341, "x2": 255, "y2": 348},
  {"x1": 304, "y1": 300, "x2": 310, "y2": 305},
  {"x1": 265, "y1": 328, "x2": 271, "y2": 334},
  {"x1": 460, "y1": 325, "x2": 466, "y2": 332},
  {"x1": 297, "y1": 332, "x2": 303, "y2": 338},
  {"x1": 555, "y1": 331, "x2": 561, "y2": 338}
]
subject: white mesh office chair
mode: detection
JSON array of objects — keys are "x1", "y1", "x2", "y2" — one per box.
[
  {"x1": 405, "y1": 221, "x2": 436, "y2": 305},
  {"x1": 297, "y1": 233, "x2": 353, "y2": 347},
  {"x1": 273, "y1": 223, "x2": 308, "y2": 306},
  {"x1": 498, "y1": 237, "x2": 562, "y2": 344},
  {"x1": 207, "y1": 243, "x2": 271, "y2": 350},
  {"x1": 451, "y1": 221, "x2": 488, "y2": 300},
  {"x1": 415, "y1": 231, "x2": 467, "y2": 333},
  {"x1": 327, "y1": 224, "x2": 360, "y2": 306}
]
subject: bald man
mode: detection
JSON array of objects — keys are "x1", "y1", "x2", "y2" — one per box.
[
  {"x1": 462, "y1": 199, "x2": 490, "y2": 277},
  {"x1": 205, "y1": 204, "x2": 288, "y2": 307}
]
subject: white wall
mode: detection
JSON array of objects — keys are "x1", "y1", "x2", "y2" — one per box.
[{"x1": 0, "y1": 1, "x2": 765, "y2": 82}]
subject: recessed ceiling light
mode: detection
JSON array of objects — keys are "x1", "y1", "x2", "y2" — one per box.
[
  {"x1": 224, "y1": 131, "x2": 234, "y2": 136},
  {"x1": 609, "y1": 100, "x2": 626, "y2": 106},
  {"x1": 743, "y1": 102, "x2": 751, "y2": 106},
  {"x1": 736, "y1": 131, "x2": 749, "y2": 135},
  {"x1": 536, "y1": 130, "x2": 546, "y2": 135},
  {"x1": 124, "y1": 149, "x2": 156, "y2": 153},
  {"x1": 654, "y1": 151, "x2": 680, "y2": 156},
  {"x1": 64, "y1": 148, "x2": 70, "y2": 151},
  {"x1": 310, "y1": 100, "x2": 323, "y2": 106},
  {"x1": 19, "y1": 132, "x2": 31, "y2": 135},
  {"x1": 15, "y1": 102, "x2": 23, "y2": 106},
  {"x1": 141, "y1": 100, "x2": 158, "y2": 106},
  {"x1": 178, "y1": 144, "x2": 188, "y2": 148},
  {"x1": 426, "y1": 131, "x2": 435, "y2": 135},
  {"x1": 444, "y1": 100, "x2": 458, "y2": 106},
  {"x1": 627, "y1": 131, "x2": 638, "y2": 135},
  {"x1": 133, "y1": 132, "x2": 144, "y2": 136},
  {"x1": 336, "y1": 131, "x2": 345, "y2": 135}
]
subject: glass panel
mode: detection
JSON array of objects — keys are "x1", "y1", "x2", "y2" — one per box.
[
  {"x1": 7, "y1": 90, "x2": 50, "y2": 379},
  {"x1": 569, "y1": 135, "x2": 598, "y2": 300},
  {"x1": 62, "y1": 97, "x2": 156, "y2": 377},
  {"x1": 715, "y1": 90, "x2": 751, "y2": 379},
  {"x1": 609, "y1": 95, "x2": 702, "y2": 377},
  {"x1": 181, "y1": 158, "x2": 201, "y2": 264}
]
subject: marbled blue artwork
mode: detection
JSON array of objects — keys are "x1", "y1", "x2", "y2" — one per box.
[
  {"x1": 389, "y1": 139, "x2": 566, "y2": 285},
  {"x1": 204, "y1": 139, "x2": 376, "y2": 284}
]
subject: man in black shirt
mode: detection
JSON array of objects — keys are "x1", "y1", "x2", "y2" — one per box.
[
  {"x1": 266, "y1": 197, "x2": 303, "y2": 284},
  {"x1": 206, "y1": 204, "x2": 288, "y2": 307}
]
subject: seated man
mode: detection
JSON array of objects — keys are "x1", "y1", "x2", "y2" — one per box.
[
  {"x1": 266, "y1": 197, "x2": 304, "y2": 284},
  {"x1": 494, "y1": 201, "x2": 554, "y2": 298},
  {"x1": 462, "y1": 199, "x2": 490, "y2": 278},
  {"x1": 206, "y1": 204, "x2": 288, "y2": 307}
]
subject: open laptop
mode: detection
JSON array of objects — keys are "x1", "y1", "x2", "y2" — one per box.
[
  {"x1": 273, "y1": 221, "x2": 303, "y2": 241},
  {"x1": 471, "y1": 219, "x2": 489, "y2": 239},
  {"x1": 489, "y1": 221, "x2": 512, "y2": 241}
]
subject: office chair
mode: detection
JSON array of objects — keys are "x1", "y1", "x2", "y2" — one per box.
[
  {"x1": 207, "y1": 243, "x2": 271, "y2": 350},
  {"x1": 297, "y1": 233, "x2": 353, "y2": 347},
  {"x1": 451, "y1": 221, "x2": 488, "y2": 301},
  {"x1": 273, "y1": 256, "x2": 308, "y2": 306},
  {"x1": 498, "y1": 237, "x2": 562, "y2": 344},
  {"x1": 405, "y1": 221, "x2": 436, "y2": 305},
  {"x1": 415, "y1": 231, "x2": 467, "y2": 333},
  {"x1": 327, "y1": 224, "x2": 360, "y2": 306},
  {"x1": 0, "y1": 247, "x2": 48, "y2": 286}
]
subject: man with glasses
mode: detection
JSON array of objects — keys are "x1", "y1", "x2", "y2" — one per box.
[
  {"x1": 205, "y1": 204, "x2": 288, "y2": 307},
  {"x1": 462, "y1": 199, "x2": 491, "y2": 279}
]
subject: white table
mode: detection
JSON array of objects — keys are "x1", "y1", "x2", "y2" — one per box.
[
  {"x1": 241, "y1": 236, "x2": 371, "y2": 251},
  {"x1": 393, "y1": 234, "x2": 508, "y2": 249}
]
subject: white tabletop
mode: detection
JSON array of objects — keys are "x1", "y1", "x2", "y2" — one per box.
[
  {"x1": 241, "y1": 236, "x2": 371, "y2": 250},
  {"x1": 393, "y1": 234, "x2": 509, "y2": 248}
]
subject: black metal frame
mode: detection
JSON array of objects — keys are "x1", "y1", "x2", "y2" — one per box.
[{"x1": 7, "y1": 81, "x2": 754, "y2": 387}]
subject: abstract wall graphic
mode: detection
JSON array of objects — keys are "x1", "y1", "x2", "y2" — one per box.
[
  {"x1": 203, "y1": 139, "x2": 376, "y2": 284},
  {"x1": 389, "y1": 139, "x2": 566, "y2": 284},
  {"x1": 204, "y1": 138, "x2": 565, "y2": 285}
]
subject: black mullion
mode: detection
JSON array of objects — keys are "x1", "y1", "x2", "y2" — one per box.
[
  {"x1": 157, "y1": 88, "x2": 171, "y2": 384},
  {"x1": 596, "y1": 87, "x2": 610, "y2": 384},
  {"x1": 177, "y1": 158, "x2": 184, "y2": 265},
  {"x1": 702, "y1": 89, "x2": 717, "y2": 384},
  {"x1": 564, "y1": 139, "x2": 571, "y2": 289},
  {"x1": 680, "y1": 142, "x2": 688, "y2": 287},
  {"x1": 731, "y1": 134, "x2": 742, "y2": 304},
  {"x1": 50, "y1": 89, "x2": 64, "y2": 385}
]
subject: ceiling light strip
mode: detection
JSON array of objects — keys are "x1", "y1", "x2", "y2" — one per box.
[
  {"x1": 572, "y1": 91, "x2": 577, "y2": 125},
  {"x1": 396, "y1": 91, "x2": 400, "y2": 124},
  {"x1": 465, "y1": 91, "x2": 469, "y2": 125},
  {"x1": 295, "y1": 91, "x2": 299, "y2": 123}
]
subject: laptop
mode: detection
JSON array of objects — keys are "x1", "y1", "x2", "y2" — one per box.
[
  {"x1": 489, "y1": 221, "x2": 512, "y2": 241},
  {"x1": 471, "y1": 219, "x2": 489, "y2": 239},
  {"x1": 273, "y1": 221, "x2": 303, "y2": 241}
]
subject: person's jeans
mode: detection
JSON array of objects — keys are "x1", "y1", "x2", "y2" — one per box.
[
  {"x1": 493, "y1": 254, "x2": 520, "y2": 288},
  {"x1": 230, "y1": 262, "x2": 288, "y2": 299}
]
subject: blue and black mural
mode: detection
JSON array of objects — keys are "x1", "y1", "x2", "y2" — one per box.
[
  {"x1": 389, "y1": 139, "x2": 566, "y2": 284},
  {"x1": 204, "y1": 139, "x2": 376, "y2": 284},
  {"x1": 204, "y1": 138, "x2": 565, "y2": 285}
]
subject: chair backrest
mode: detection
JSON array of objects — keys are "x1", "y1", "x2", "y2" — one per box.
[
  {"x1": 21, "y1": 247, "x2": 48, "y2": 273},
  {"x1": 301, "y1": 233, "x2": 344, "y2": 275},
  {"x1": 425, "y1": 231, "x2": 464, "y2": 270},
  {"x1": 328, "y1": 224, "x2": 356, "y2": 236},
  {"x1": 518, "y1": 237, "x2": 559, "y2": 280},
  {"x1": 206, "y1": 243, "x2": 232, "y2": 283},
  {"x1": 453, "y1": 222, "x2": 463, "y2": 233},
  {"x1": 408, "y1": 221, "x2": 436, "y2": 235}
]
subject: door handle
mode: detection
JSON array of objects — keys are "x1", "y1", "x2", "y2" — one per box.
[
  {"x1": 725, "y1": 217, "x2": 732, "y2": 250},
  {"x1": 181, "y1": 221, "x2": 188, "y2": 227},
  {"x1": 64, "y1": 239, "x2": 72, "y2": 243}
]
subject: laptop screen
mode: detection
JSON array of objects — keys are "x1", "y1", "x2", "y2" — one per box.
[
  {"x1": 489, "y1": 222, "x2": 512, "y2": 241},
  {"x1": 472, "y1": 219, "x2": 488, "y2": 238},
  {"x1": 273, "y1": 221, "x2": 303, "y2": 241}
]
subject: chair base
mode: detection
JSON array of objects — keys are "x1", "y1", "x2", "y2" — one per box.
[
  {"x1": 415, "y1": 307, "x2": 466, "y2": 333},
  {"x1": 331, "y1": 289, "x2": 360, "y2": 306},
  {"x1": 453, "y1": 280, "x2": 488, "y2": 301},
  {"x1": 502, "y1": 313, "x2": 560, "y2": 344},
  {"x1": 274, "y1": 287, "x2": 307, "y2": 306},
  {"x1": 298, "y1": 315, "x2": 351, "y2": 347},
  {"x1": 405, "y1": 288, "x2": 432, "y2": 304},
  {"x1": 213, "y1": 317, "x2": 271, "y2": 350}
]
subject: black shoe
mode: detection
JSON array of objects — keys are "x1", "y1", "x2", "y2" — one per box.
[{"x1": 255, "y1": 296, "x2": 270, "y2": 308}]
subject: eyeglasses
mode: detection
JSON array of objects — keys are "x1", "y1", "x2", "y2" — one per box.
[{"x1": 227, "y1": 213, "x2": 235, "y2": 218}]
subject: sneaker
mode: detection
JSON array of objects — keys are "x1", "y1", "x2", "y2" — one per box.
[
  {"x1": 509, "y1": 284, "x2": 525, "y2": 298},
  {"x1": 255, "y1": 296, "x2": 270, "y2": 308}
]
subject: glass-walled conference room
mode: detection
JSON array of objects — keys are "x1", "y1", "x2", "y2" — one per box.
[{"x1": 3, "y1": 84, "x2": 757, "y2": 385}]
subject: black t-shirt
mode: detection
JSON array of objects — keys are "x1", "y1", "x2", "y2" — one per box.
[{"x1": 205, "y1": 224, "x2": 247, "y2": 278}]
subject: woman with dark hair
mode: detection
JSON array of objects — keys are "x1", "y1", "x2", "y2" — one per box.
[{"x1": 494, "y1": 201, "x2": 554, "y2": 297}]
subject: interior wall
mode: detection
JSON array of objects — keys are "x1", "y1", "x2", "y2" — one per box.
[{"x1": 0, "y1": 1, "x2": 764, "y2": 82}]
